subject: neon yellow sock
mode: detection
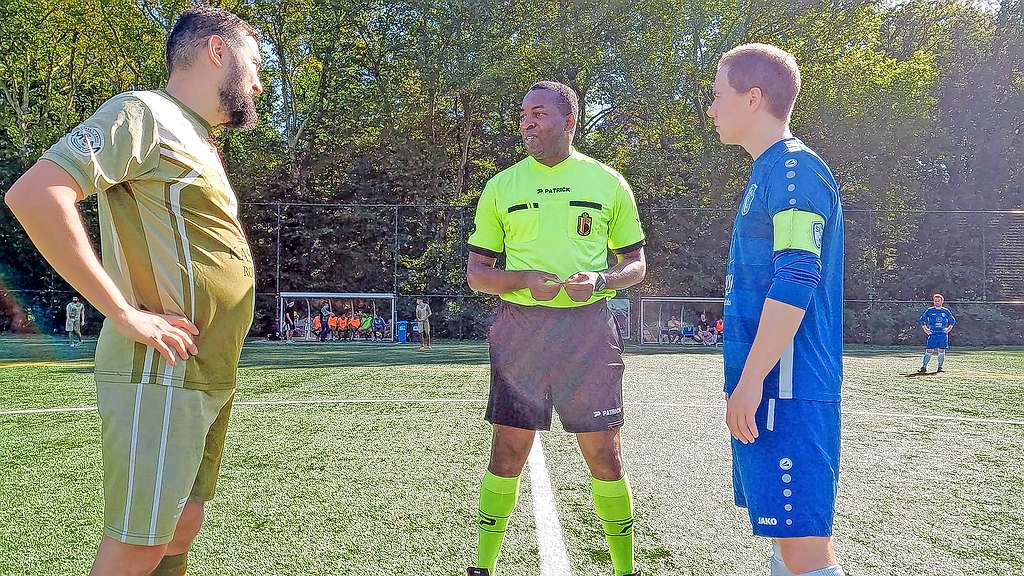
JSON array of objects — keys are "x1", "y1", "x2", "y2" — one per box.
[
  {"x1": 149, "y1": 552, "x2": 187, "y2": 576},
  {"x1": 477, "y1": 471, "x2": 521, "y2": 575},
  {"x1": 592, "y1": 475, "x2": 635, "y2": 576}
]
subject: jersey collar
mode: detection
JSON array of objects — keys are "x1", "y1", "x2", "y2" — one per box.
[
  {"x1": 157, "y1": 89, "x2": 213, "y2": 136},
  {"x1": 752, "y1": 137, "x2": 801, "y2": 171},
  {"x1": 526, "y1": 148, "x2": 580, "y2": 174}
]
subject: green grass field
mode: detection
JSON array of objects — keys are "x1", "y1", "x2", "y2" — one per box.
[{"x1": 1, "y1": 335, "x2": 1022, "y2": 575}]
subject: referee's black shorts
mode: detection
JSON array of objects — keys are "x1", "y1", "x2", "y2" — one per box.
[{"x1": 485, "y1": 299, "x2": 625, "y2": 433}]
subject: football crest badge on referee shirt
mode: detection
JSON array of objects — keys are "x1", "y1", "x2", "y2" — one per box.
[{"x1": 577, "y1": 212, "x2": 593, "y2": 236}]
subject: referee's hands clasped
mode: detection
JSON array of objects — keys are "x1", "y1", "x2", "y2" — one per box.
[
  {"x1": 563, "y1": 271, "x2": 600, "y2": 302},
  {"x1": 524, "y1": 271, "x2": 563, "y2": 301}
]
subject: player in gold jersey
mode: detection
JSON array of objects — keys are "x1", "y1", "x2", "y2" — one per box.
[{"x1": 5, "y1": 6, "x2": 263, "y2": 576}]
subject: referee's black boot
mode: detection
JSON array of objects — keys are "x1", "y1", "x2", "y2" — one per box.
[
  {"x1": 467, "y1": 568, "x2": 490, "y2": 576},
  {"x1": 624, "y1": 571, "x2": 642, "y2": 576}
]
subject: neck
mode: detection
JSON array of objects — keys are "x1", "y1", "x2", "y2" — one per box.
[
  {"x1": 741, "y1": 120, "x2": 792, "y2": 161},
  {"x1": 166, "y1": 75, "x2": 222, "y2": 127},
  {"x1": 534, "y1": 144, "x2": 572, "y2": 167}
]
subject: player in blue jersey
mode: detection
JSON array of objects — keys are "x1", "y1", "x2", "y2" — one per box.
[
  {"x1": 917, "y1": 293, "x2": 956, "y2": 374},
  {"x1": 708, "y1": 43, "x2": 846, "y2": 575}
]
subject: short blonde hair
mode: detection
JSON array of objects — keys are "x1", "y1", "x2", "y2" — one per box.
[{"x1": 718, "y1": 43, "x2": 801, "y2": 121}]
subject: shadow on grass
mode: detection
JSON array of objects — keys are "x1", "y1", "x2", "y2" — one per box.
[
  {"x1": 843, "y1": 345, "x2": 1024, "y2": 358},
  {"x1": 625, "y1": 344, "x2": 723, "y2": 357},
  {"x1": 237, "y1": 340, "x2": 492, "y2": 369}
]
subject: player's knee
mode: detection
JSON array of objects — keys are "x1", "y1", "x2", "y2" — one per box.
[
  {"x1": 588, "y1": 460, "x2": 624, "y2": 481},
  {"x1": 577, "y1": 430, "x2": 623, "y2": 475},
  {"x1": 488, "y1": 454, "x2": 528, "y2": 477},
  {"x1": 488, "y1": 429, "x2": 533, "y2": 476},
  {"x1": 167, "y1": 501, "x2": 205, "y2": 555},
  {"x1": 96, "y1": 538, "x2": 169, "y2": 575},
  {"x1": 582, "y1": 446, "x2": 624, "y2": 480},
  {"x1": 776, "y1": 537, "x2": 836, "y2": 574}
]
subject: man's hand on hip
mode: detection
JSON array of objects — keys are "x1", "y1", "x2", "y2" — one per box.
[{"x1": 110, "y1": 308, "x2": 200, "y2": 365}]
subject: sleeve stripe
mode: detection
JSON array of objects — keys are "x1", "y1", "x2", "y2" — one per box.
[
  {"x1": 468, "y1": 244, "x2": 502, "y2": 259},
  {"x1": 570, "y1": 200, "x2": 603, "y2": 209},
  {"x1": 612, "y1": 239, "x2": 646, "y2": 254}
]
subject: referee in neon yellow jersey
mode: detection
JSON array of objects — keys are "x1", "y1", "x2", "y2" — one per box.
[{"x1": 465, "y1": 81, "x2": 647, "y2": 576}]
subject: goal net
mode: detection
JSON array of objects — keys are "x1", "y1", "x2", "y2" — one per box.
[
  {"x1": 279, "y1": 292, "x2": 397, "y2": 342},
  {"x1": 638, "y1": 296, "x2": 724, "y2": 346}
]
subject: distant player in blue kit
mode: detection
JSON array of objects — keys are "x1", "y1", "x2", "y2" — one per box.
[
  {"x1": 918, "y1": 293, "x2": 956, "y2": 374},
  {"x1": 707, "y1": 44, "x2": 846, "y2": 575}
]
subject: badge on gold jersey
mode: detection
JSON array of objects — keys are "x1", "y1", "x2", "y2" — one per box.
[{"x1": 577, "y1": 212, "x2": 592, "y2": 236}]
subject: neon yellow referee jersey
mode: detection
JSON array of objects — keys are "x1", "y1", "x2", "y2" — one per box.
[{"x1": 468, "y1": 149, "x2": 645, "y2": 307}]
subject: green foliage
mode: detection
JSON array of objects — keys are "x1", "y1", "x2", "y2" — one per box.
[{"x1": 1, "y1": 0, "x2": 1021, "y2": 341}]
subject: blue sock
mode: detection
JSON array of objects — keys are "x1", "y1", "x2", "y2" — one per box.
[{"x1": 922, "y1": 352, "x2": 932, "y2": 368}]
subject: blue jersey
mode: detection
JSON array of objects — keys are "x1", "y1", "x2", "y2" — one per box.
[
  {"x1": 919, "y1": 307, "x2": 956, "y2": 332},
  {"x1": 723, "y1": 138, "x2": 844, "y2": 402}
]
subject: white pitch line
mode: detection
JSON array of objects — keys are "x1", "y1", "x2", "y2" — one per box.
[
  {"x1": 637, "y1": 401, "x2": 1024, "y2": 427},
  {"x1": 236, "y1": 397, "x2": 482, "y2": 408},
  {"x1": 0, "y1": 406, "x2": 97, "y2": 416},
  {"x1": 844, "y1": 409, "x2": 1024, "y2": 427},
  {"x1": 527, "y1": 437, "x2": 573, "y2": 576},
  {"x1": 2, "y1": 398, "x2": 1024, "y2": 427}
]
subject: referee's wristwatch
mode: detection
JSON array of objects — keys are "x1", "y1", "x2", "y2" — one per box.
[{"x1": 594, "y1": 272, "x2": 608, "y2": 292}]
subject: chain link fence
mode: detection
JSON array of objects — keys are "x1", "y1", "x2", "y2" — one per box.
[{"x1": 3, "y1": 204, "x2": 1022, "y2": 345}]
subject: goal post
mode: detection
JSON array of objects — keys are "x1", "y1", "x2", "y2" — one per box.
[
  {"x1": 638, "y1": 296, "x2": 725, "y2": 345},
  {"x1": 278, "y1": 292, "x2": 397, "y2": 342}
]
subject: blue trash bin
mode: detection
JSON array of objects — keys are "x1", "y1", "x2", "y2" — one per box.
[{"x1": 397, "y1": 320, "x2": 409, "y2": 343}]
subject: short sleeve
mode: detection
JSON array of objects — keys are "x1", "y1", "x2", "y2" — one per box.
[
  {"x1": 766, "y1": 153, "x2": 836, "y2": 257},
  {"x1": 467, "y1": 179, "x2": 505, "y2": 258},
  {"x1": 41, "y1": 94, "x2": 159, "y2": 199},
  {"x1": 608, "y1": 175, "x2": 646, "y2": 253}
]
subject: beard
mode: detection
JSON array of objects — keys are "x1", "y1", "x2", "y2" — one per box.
[{"x1": 219, "y1": 59, "x2": 258, "y2": 131}]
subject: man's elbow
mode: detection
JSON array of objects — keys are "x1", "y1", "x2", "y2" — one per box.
[
  {"x1": 4, "y1": 183, "x2": 28, "y2": 214},
  {"x1": 623, "y1": 253, "x2": 646, "y2": 284},
  {"x1": 634, "y1": 259, "x2": 647, "y2": 282},
  {"x1": 466, "y1": 266, "x2": 482, "y2": 292}
]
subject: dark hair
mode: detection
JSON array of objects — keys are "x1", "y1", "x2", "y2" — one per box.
[
  {"x1": 166, "y1": 5, "x2": 260, "y2": 74},
  {"x1": 528, "y1": 81, "x2": 579, "y2": 121}
]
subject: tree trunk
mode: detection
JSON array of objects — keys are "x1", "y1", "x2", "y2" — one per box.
[{"x1": 455, "y1": 91, "x2": 474, "y2": 195}]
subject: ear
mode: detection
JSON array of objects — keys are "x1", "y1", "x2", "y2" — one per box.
[
  {"x1": 207, "y1": 35, "x2": 228, "y2": 69},
  {"x1": 565, "y1": 111, "x2": 577, "y2": 134},
  {"x1": 747, "y1": 86, "x2": 763, "y2": 113}
]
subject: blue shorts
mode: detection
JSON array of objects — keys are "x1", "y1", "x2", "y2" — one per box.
[
  {"x1": 926, "y1": 333, "x2": 949, "y2": 350},
  {"x1": 731, "y1": 396, "x2": 841, "y2": 538}
]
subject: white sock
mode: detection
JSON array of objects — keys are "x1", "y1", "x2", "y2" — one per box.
[
  {"x1": 922, "y1": 352, "x2": 932, "y2": 367},
  {"x1": 799, "y1": 566, "x2": 845, "y2": 576},
  {"x1": 938, "y1": 351, "x2": 945, "y2": 369}
]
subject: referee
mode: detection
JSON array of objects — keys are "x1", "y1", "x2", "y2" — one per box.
[{"x1": 465, "y1": 81, "x2": 647, "y2": 576}]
